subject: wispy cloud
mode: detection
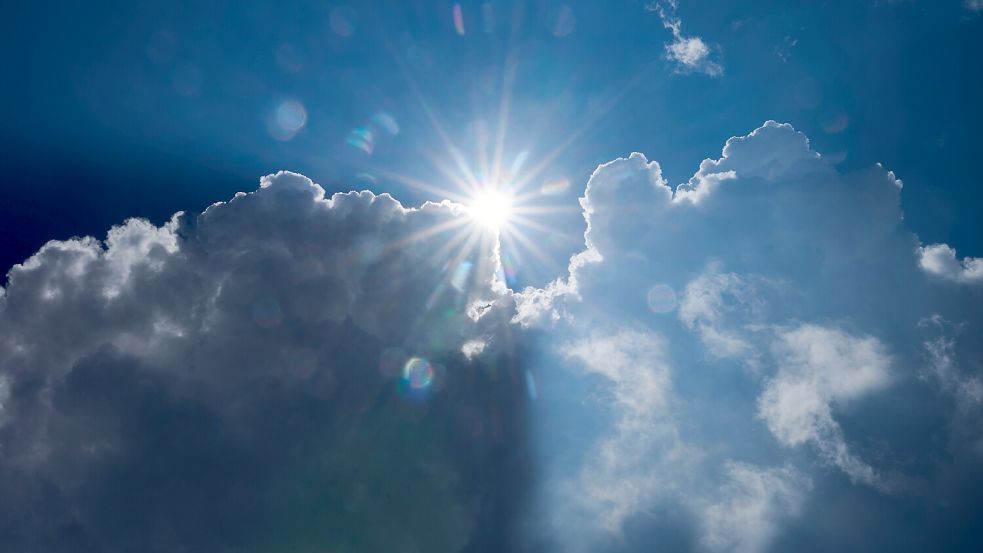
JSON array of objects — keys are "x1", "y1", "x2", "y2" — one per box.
[
  {"x1": 559, "y1": 329, "x2": 684, "y2": 534},
  {"x1": 647, "y1": 1, "x2": 723, "y2": 76},
  {"x1": 701, "y1": 462, "x2": 810, "y2": 553},
  {"x1": 760, "y1": 325, "x2": 893, "y2": 490}
]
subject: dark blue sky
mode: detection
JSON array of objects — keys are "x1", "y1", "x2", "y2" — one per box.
[{"x1": 2, "y1": 0, "x2": 981, "y2": 287}]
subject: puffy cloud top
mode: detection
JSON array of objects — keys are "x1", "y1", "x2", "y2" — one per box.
[
  {"x1": 3, "y1": 123, "x2": 983, "y2": 552},
  {"x1": 0, "y1": 172, "x2": 530, "y2": 552},
  {"x1": 918, "y1": 242, "x2": 983, "y2": 283},
  {"x1": 517, "y1": 120, "x2": 983, "y2": 551}
]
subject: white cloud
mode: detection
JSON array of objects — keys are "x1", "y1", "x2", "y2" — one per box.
[
  {"x1": 681, "y1": 272, "x2": 894, "y2": 487},
  {"x1": 966, "y1": 0, "x2": 983, "y2": 12},
  {"x1": 918, "y1": 243, "x2": 983, "y2": 283},
  {"x1": 668, "y1": 36, "x2": 714, "y2": 70},
  {"x1": 517, "y1": 119, "x2": 983, "y2": 549},
  {"x1": 701, "y1": 462, "x2": 810, "y2": 553},
  {"x1": 679, "y1": 268, "x2": 758, "y2": 361},
  {"x1": 759, "y1": 325, "x2": 892, "y2": 488},
  {"x1": 461, "y1": 338, "x2": 487, "y2": 359},
  {"x1": 556, "y1": 329, "x2": 687, "y2": 536},
  {"x1": 650, "y1": 1, "x2": 723, "y2": 76}
]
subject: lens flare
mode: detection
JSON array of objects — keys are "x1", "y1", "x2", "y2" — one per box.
[
  {"x1": 267, "y1": 99, "x2": 307, "y2": 141},
  {"x1": 330, "y1": 7, "x2": 356, "y2": 37},
  {"x1": 646, "y1": 283, "x2": 678, "y2": 314},
  {"x1": 402, "y1": 357, "x2": 435, "y2": 390},
  {"x1": 251, "y1": 297, "x2": 283, "y2": 327},
  {"x1": 549, "y1": 5, "x2": 576, "y2": 37},
  {"x1": 450, "y1": 261, "x2": 473, "y2": 291},
  {"x1": 376, "y1": 43, "x2": 601, "y2": 297},
  {"x1": 524, "y1": 369, "x2": 539, "y2": 400},
  {"x1": 540, "y1": 176, "x2": 570, "y2": 195},
  {"x1": 371, "y1": 111, "x2": 400, "y2": 135},
  {"x1": 346, "y1": 127, "x2": 375, "y2": 154},
  {"x1": 452, "y1": 3, "x2": 466, "y2": 35}
]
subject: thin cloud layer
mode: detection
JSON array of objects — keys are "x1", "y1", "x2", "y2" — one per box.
[
  {"x1": 559, "y1": 330, "x2": 683, "y2": 534},
  {"x1": 759, "y1": 325, "x2": 891, "y2": 489},
  {"x1": 700, "y1": 462, "x2": 809, "y2": 553}
]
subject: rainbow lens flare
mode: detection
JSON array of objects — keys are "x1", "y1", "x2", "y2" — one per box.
[
  {"x1": 402, "y1": 357, "x2": 435, "y2": 391},
  {"x1": 646, "y1": 283, "x2": 678, "y2": 314},
  {"x1": 346, "y1": 127, "x2": 375, "y2": 154}
]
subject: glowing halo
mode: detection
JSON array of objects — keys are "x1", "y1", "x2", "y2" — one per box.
[
  {"x1": 468, "y1": 189, "x2": 513, "y2": 230},
  {"x1": 377, "y1": 35, "x2": 615, "y2": 291}
]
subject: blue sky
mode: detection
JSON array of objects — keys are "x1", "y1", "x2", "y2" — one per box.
[{"x1": 2, "y1": 1, "x2": 983, "y2": 552}]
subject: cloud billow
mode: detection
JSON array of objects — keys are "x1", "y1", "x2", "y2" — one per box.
[
  {"x1": 2, "y1": 123, "x2": 983, "y2": 552},
  {"x1": 517, "y1": 121, "x2": 983, "y2": 551},
  {"x1": 0, "y1": 172, "x2": 532, "y2": 552}
]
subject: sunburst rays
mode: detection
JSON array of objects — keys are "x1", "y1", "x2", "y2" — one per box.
[{"x1": 371, "y1": 3, "x2": 650, "y2": 294}]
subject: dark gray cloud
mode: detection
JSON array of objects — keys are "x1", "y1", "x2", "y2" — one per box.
[{"x1": 0, "y1": 172, "x2": 532, "y2": 552}]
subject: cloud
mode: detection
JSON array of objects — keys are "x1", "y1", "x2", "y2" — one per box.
[
  {"x1": 517, "y1": 120, "x2": 983, "y2": 551},
  {"x1": 5, "y1": 121, "x2": 983, "y2": 552},
  {"x1": 919, "y1": 315, "x2": 983, "y2": 411},
  {"x1": 667, "y1": 36, "x2": 716, "y2": 72},
  {"x1": 558, "y1": 330, "x2": 683, "y2": 534},
  {"x1": 918, "y1": 242, "x2": 983, "y2": 283},
  {"x1": 759, "y1": 325, "x2": 892, "y2": 489},
  {"x1": 0, "y1": 172, "x2": 531, "y2": 552},
  {"x1": 678, "y1": 268, "x2": 759, "y2": 362},
  {"x1": 701, "y1": 462, "x2": 810, "y2": 553},
  {"x1": 680, "y1": 272, "x2": 893, "y2": 488},
  {"x1": 648, "y1": 1, "x2": 723, "y2": 76},
  {"x1": 774, "y1": 36, "x2": 798, "y2": 63},
  {"x1": 966, "y1": 0, "x2": 983, "y2": 12}
]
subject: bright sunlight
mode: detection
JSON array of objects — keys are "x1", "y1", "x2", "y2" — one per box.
[{"x1": 469, "y1": 189, "x2": 513, "y2": 229}]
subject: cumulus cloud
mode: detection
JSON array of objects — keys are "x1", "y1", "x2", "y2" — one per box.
[
  {"x1": 517, "y1": 120, "x2": 983, "y2": 551},
  {"x1": 0, "y1": 172, "x2": 530, "y2": 552},
  {"x1": 918, "y1": 242, "x2": 983, "y2": 283},
  {"x1": 5, "y1": 120, "x2": 983, "y2": 553}
]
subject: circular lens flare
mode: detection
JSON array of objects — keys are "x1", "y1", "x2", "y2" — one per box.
[
  {"x1": 469, "y1": 189, "x2": 512, "y2": 229},
  {"x1": 402, "y1": 357, "x2": 434, "y2": 390}
]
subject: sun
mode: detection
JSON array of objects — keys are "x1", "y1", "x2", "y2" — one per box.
[{"x1": 468, "y1": 189, "x2": 513, "y2": 230}]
